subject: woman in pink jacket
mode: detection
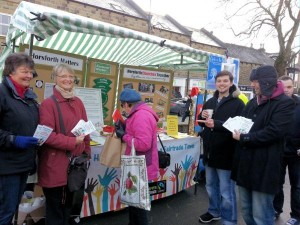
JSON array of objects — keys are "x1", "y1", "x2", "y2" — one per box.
[
  {"x1": 115, "y1": 88, "x2": 159, "y2": 225},
  {"x1": 38, "y1": 64, "x2": 90, "y2": 225}
]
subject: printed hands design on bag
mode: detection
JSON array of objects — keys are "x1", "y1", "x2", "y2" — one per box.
[
  {"x1": 13, "y1": 136, "x2": 38, "y2": 149},
  {"x1": 114, "y1": 119, "x2": 125, "y2": 139}
]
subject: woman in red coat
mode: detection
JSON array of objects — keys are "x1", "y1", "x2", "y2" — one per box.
[{"x1": 38, "y1": 63, "x2": 90, "y2": 225}]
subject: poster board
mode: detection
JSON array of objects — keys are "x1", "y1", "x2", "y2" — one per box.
[
  {"x1": 119, "y1": 66, "x2": 173, "y2": 122},
  {"x1": 20, "y1": 45, "x2": 86, "y2": 103},
  {"x1": 86, "y1": 59, "x2": 118, "y2": 125}
]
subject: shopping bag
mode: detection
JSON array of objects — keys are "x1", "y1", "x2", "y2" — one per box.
[
  {"x1": 120, "y1": 139, "x2": 151, "y2": 211},
  {"x1": 100, "y1": 132, "x2": 126, "y2": 168}
]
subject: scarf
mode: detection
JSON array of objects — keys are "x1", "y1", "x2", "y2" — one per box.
[
  {"x1": 257, "y1": 81, "x2": 284, "y2": 105},
  {"x1": 55, "y1": 85, "x2": 75, "y2": 99},
  {"x1": 9, "y1": 77, "x2": 27, "y2": 99}
]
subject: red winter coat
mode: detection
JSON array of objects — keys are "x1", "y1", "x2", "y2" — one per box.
[{"x1": 38, "y1": 88, "x2": 91, "y2": 188}]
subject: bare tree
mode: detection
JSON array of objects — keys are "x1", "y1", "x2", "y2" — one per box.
[{"x1": 222, "y1": 0, "x2": 300, "y2": 76}]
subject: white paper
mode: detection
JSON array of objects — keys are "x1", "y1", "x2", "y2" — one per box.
[
  {"x1": 222, "y1": 116, "x2": 254, "y2": 134},
  {"x1": 71, "y1": 120, "x2": 96, "y2": 136},
  {"x1": 33, "y1": 125, "x2": 53, "y2": 146}
]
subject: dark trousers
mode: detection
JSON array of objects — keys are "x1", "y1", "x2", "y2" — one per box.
[
  {"x1": 128, "y1": 206, "x2": 148, "y2": 225},
  {"x1": 0, "y1": 172, "x2": 28, "y2": 225},
  {"x1": 43, "y1": 186, "x2": 84, "y2": 225},
  {"x1": 273, "y1": 156, "x2": 300, "y2": 220}
]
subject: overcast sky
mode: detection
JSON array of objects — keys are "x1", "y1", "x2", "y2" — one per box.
[{"x1": 133, "y1": 0, "x2": 294, "y2": 53}]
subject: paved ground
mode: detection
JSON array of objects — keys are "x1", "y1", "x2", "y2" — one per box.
[{"x1": 79, "y1": 178, "x2": 291, "y2": 225}]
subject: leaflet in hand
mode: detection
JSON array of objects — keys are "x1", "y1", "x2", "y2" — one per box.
[
  {"x1": 71, "y1": 120, "x2": 96, "y2": 136},
  {"x1": 222, "y1": 116, "x2": 254, "y2": 134},
  {"x1": 33, "y1": 125, "x2": 53, "y2": 146}
]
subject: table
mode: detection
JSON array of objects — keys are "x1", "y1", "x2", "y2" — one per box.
[{"x1": 81, "y1": 136, "x2": 200, "y2": 217}]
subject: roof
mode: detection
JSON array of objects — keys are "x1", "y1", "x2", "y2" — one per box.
[
  {"x1": 187, "y1": 27, "x2": 222, "y2": 47},
  {"x1": 0, "y1": 1, "x2": 225, "y2": 71},
  {"x1": 224, "y1": 43, "x2": 275, "y2": 65},
  {"x1": 201, "y1": 28, "x2": 274, "y2": 65},
  {"x1": 70, "y1": 0, "x2": 147, "y2": 19}
]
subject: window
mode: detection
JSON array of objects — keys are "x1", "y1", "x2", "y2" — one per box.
[
  {"x1": 109, "y1": 3, "x2": 126, "y2": 13},
  {"x1": 0, "y1": 13, "x2": 11, "y2": 36},
  {"x1": 153, "y1": 22, "x2": 170, "y2": 30}
]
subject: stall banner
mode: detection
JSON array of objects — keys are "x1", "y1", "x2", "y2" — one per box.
[
  {"x1": 206, "y1": 55, "x2": 226, "y2": 90},
  {"x1": 194, "y1": 94, "x2": 204, "y2": 134},
  {"x1": 119, "y1": 66, "x2": 173, "y2": 122},
  {"x1": 81, "y1": 136, "x2": 200, "y2": 217}
]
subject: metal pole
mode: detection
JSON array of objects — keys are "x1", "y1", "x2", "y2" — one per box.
[
  {"x1": 12, "y1": 39, "x2": 16, "y2": 53},
  {"x1": 29, "y1": 34, "x2": 34, "y2": 56}
]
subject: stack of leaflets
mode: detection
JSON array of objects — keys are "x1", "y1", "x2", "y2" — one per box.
[
  {"x1": 222, "y1": 116, "x2": 254, "y2": 134},
  {"x1": 33, "y1": 125, "x2": 53, "y2": 146},
  {"x1": 71, "y1": 120, "x2": 96, "y2": 136}
]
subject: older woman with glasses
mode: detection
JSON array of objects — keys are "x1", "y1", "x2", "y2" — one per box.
[
  {"x1": 38, "y1": 63, "x2": 90, "y2": 225},
  {"x1": 0, "y1": 53, "x2": 39, "y2": 225}
]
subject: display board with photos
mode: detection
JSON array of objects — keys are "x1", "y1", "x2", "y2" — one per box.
[
  {"x1": 20, "y1": 45, "x2": 86, "y2": 103},
  {"x1": 119, "y1": 66, "x2": 173, "y2": 122},
  {"x1": 86, "y1": 59, "x2": 118, "y2": 125}
]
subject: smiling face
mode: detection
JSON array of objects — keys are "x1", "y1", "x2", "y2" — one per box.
[
  {"x1": 54, "y1": 68, "x2": 75, "y2": 91},
  {"x1": 9, "y1": 65, "x2": 34, "y2": 88},
  {"x1": 215, "y1": 75, "x2": 233, "y2": 97}
]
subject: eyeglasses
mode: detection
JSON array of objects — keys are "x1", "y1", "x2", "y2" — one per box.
[{"x1": 56, "y1": 75, "x2": 76, "y2": 80}]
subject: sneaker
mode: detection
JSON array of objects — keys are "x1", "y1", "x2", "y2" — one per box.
[
  {"x1": 286, "y1": 218, "x2": 300, "y2": 225},
  {"x1": 199, "y1": 212, "x2": 221, "y2": 223}
]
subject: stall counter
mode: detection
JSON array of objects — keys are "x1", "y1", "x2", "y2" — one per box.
[{"x1": 81, "y1": 136, "x2": 200, "y2": 217}]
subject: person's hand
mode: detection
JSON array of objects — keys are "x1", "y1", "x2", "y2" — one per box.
[
  {"x1": 114, "y1": 119, "x2": 125, "y2": 139},
  {"x1": 197, "y1": 118, "x2": 214, "y2": 128},
  {"x1": 232, "y1": 130, "x2": 241, "y2": 141},
  {"x1": 76, "y1": 134, "x2": 85, "y2": 145},
  {"x1": 13, "y1": 136, "x2": 38, "y2": 149}
]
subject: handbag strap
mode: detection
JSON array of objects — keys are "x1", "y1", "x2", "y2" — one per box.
[
  {"x1": 157, "y1": 134, "x2": 167, "y2": 154},
  {"x1": 131, "y1": 138, "x2": 136, "y2": 156},
  {"x1": 51, "y1": 95, "x2": 71, "y2": 158}
]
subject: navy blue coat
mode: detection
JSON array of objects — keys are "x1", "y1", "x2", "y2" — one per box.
[
  {"x1": 198, "y1": 85, "x2": 245, "y2": 170},
  {"x1": 232, "y1": 93, "x2": 294, "y2": 194},
  {"x1": 0, "y1": 77, "x2": 39, "y2": 175}
]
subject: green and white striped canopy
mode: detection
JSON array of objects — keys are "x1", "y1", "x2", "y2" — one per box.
[{"x1": 1, "y1": 1, "x2": 224, "y2": 70}]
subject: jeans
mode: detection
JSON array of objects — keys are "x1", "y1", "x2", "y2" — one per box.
[
  {"x1": 273, "y1": 156, "x2": 300, "y2": 220},
  {"x1": 205, "y1": 166, "x2": 237, "y2": 225},
  {"x1": 128, "y1": 206, "x2": 148, "y2": 225},
  {"x1": 0, "y1": 173, "x2": 28, "y2": 225},
  {"x1": 239, "y1": 186, "x2": 275, "y2": 225}
]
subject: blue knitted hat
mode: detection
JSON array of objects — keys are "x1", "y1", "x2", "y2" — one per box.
[{"x1": 120, "y1": 88, "x2": 141, "y2": 102}]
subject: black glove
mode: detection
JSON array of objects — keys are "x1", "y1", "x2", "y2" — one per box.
[
  {"x1": 13, "y1": 136, "x2": 38, "y2": 149},
  {"x1": 115, "y1": 119, "x2": 125, "y2": 139}
]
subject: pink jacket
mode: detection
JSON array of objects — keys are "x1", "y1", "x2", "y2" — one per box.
[
  {"x1": 38, "y1": 88, "x2": 91, "y2": 188},
  {"x1": 122, "y1": 102, "x2": 159, "y2": 180}
]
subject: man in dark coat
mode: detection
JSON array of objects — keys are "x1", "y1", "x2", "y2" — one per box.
[
  {"x1": 273, "y1": 75, "x2": 300, "y2": 225},
  {"x1": 232, "y1": 65, "x2": 294, "y2": 225},
  {"x1": 198, "y1": 70, "x2": 244, "y2": 225}
]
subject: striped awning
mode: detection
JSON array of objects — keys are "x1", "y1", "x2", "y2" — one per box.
[{"x1": 1, "y1": 1, "x2": 224, "y2": 70}]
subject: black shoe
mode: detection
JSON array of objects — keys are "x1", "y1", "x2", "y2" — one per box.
[
  {"x1": 274, "y1": 211, "x2": 280, "y2": 220},
  {"x1": 199, "y1": 212, "x2": 221, "y2": 223}
]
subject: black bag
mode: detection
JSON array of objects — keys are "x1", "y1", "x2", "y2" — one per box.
[
  {"x1": 67, "y1": 154, "x2": 90, "y2": 192},
  {"x1": 157, "y1": 134, "x2": 171, "y2": 168}
]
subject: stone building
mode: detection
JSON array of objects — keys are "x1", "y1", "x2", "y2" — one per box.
[{"x1": 0, "y1": 0, "x2": 274, "y2": 92}]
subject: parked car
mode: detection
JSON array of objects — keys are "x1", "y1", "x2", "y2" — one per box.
[{"x1": 169, "y1": 98, "x2": 187, "y2": 116}]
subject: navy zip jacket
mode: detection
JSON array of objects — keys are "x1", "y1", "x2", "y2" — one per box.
[{"x1": 0, "y1": 77, "x2": 39, "y2": 175}]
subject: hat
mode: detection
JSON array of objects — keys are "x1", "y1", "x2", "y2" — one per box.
[
  {"x1": 120, "y1": 88, "x2": 141, "y2": 102},
  {"x1": 249, "y1": 65, "x2": 278, "y2": 97}
]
